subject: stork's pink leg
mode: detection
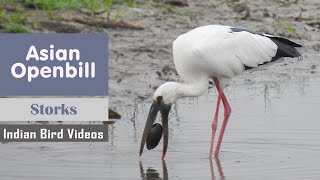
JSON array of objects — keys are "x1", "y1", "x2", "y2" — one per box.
[
  {"x1": 209, "y1": 158, "x2": 214, "y2": 179},
  {"x1": 209, "y1": 93, "x2": 221, "y2": 158},
  {"x1": 213, "y1": 78, "x2": 232, "y2": 157},
  {"x1": 215, "y1": 157, "x2": 224, "y2": 178}
]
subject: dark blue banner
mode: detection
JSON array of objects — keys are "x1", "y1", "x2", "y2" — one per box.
[{"x1": 0, "y1": 34, "x2": 108, "y2": 96}]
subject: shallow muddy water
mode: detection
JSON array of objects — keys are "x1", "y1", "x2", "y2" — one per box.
[{"x1": 1, "y1": 72, "x2": 320, "y2": 179}]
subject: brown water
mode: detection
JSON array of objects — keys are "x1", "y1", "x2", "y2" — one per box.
[{"x1": 1, "y1": 70, "x2": 320, "y2": 179}]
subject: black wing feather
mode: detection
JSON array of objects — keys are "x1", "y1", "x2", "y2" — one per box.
[{"x1": 267, "y1": 36, "x2": 302, "y2": 62}]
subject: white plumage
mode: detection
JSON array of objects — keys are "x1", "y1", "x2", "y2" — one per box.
[
  {"x1": 141, "y1": 24, "x2": 301, "y2": 159},
  {"x1": 173, "y1": 25, "x2": 277, "y2": 83},
  {"x1": 154, "y1": 25, "x2": 281, "y2": 104}
]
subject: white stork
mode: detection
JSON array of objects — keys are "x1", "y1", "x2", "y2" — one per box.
[{"x1": 140, "y1": 25, "x2": 302, "y2": 159}]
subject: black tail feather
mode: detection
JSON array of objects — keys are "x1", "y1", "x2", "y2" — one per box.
[
  {"x1": 268, "y1": 37, "x2": 302, "y2": 61},
  {"x1": 266, "y1": 36, "x2": 302, "y2": 47}
]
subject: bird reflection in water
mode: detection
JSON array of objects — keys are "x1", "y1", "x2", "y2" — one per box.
[
  {"x1": 140, "y1": 158, "x2": 224, "y2": 179},
  {"x1": 210, "y1": 157, "x2": 225, "y2": 179},
  {"x1": 140, "y1": 160, "x2": 168, "y2": 180}
]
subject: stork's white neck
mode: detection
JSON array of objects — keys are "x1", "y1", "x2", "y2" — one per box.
[{"x1": 153, "y1": 79, "x2": 208, "y2": 104}]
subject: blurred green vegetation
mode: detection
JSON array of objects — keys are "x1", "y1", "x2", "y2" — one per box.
[
  {"x1": 21, "y1": 0, "x2": 135, "y2": 16},
  {"x1": 0, "y1": 1, "x2": 31, "y2": 33},
  {"x1": 20, "y1": 0, "x2": 136, "y2": 18},
  {"x1": 3, "y1": 23, "x2": 31, "y2": 33},
  {"x1": 278, "y1": 18, "x2": 300, "y2": 38},
  {"x1": 0, "y1": 0, "x2": 194, "y2": 33},
  {"x1": 21, "y1": 0, "x2": 131, "y2": 9},
  {"x1": 0, "y1": 0, "x2": 139, "y2": 33}
]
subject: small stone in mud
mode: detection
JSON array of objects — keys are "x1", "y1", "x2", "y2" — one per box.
[
  {"x1": 162, "y1": 65, "x2": 175, "y2": 76},
  {"x1": 25, "y1": 3, "x2": 36, "y2": 9},
  {"x1": 137, "y1": 95, "x2": 147, "y2": 100},
  {"x1": 164, "y1": 0, "x2": 189, "y2": 7},
  {"x1": 156, "y1": 71, "x2": 162, "y2": 78},
  {"x1": 109, "y1": 109, "x2": 121, "y2": 119},
  {"x1": 146, "y1": 123, "x2": 163, "y2": 150},
  {"x1": 263, "y1": 12, "x2": 270, "y2": 17},
  {"x1": 311, "y1": 65, "x2": 316, "y2": 69}
]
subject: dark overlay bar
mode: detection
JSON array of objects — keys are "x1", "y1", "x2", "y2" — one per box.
[{"x1": 0, "y1": 125, "x2": 108, "y2": 142}]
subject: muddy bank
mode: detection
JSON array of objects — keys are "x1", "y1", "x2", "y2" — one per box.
[
  {"x1": 107, "y1": 0, "x2": 320, "y2": 115},
  {"x1": 1, "y1": 0, "x2": 319, "y2": 114}
]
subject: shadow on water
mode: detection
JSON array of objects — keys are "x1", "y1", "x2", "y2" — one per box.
[{"x1": 140, "y1": 160, "x2": 168, "y2": 180}]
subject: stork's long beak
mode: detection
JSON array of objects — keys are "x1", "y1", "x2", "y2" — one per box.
[
  {"x1": 160, "y1": 103, "x2": 171, "y2": 160},
  {"x1": 140, "y1": 98, "x2": 172, "y2": 159},
  {"x1": 140, "y1": 101, "x2": 159, "y2": 156}
]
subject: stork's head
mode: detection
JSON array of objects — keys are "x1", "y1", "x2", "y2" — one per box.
[
  {"x1": 153, "y1": 82, "x2": 180, "y2": 104},
  {"x1": 140, "y1": 82, "x2": 175, "y2": 159}
]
